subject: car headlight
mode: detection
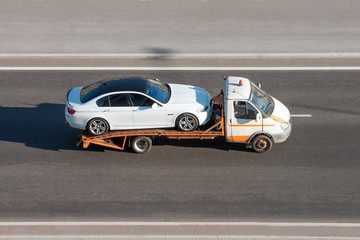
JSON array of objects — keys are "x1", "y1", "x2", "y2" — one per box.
[{"x1": 281, "y1": 122, "x2": 289, "y2": 130}]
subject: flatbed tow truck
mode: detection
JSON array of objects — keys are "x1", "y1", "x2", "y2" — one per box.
[{"x1": 76, "y1": 76, "x2": 292, "y2": 154}]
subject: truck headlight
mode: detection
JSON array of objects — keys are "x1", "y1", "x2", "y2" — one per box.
[{"x1": 281, "y1": 122, "x2": 289, "y2": 130}]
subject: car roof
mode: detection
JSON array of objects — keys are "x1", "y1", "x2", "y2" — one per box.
[
  {"x1": 80, "y1": 77, "x2": 151, "y2": 103},
  {"x1": 99, "y1": 77, "x2": 149, "y2": 94}
]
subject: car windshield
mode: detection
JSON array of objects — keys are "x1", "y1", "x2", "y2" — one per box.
[
  {"x1": 145, "y1": 79, "x2": 171, "y2": 104},
  {"x1": 249, "y1": 82, "x2": 274, "y2": 116}
]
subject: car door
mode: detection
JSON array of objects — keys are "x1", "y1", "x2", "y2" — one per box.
[
  {"x1": 96, "y1": 93, "x2": 134, "y2": 129},
  {"x1": 228, "y1": 100, "x2": 262, "y2": 142},
  {"x1": 129, "y1": 93, "x2": 167, "y2": 128}
]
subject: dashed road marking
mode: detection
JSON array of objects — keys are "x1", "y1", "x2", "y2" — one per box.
[{"x1": 291, "y1": 114, "x2": 312, "y2": 117}]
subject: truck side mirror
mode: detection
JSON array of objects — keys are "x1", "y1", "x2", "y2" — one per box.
[
  {"x1": 257, "y1": 83, "x2": 262, "y2": 88},
  {"x1": 256, "y1": 113, "x2": 262, "y2": 122}
]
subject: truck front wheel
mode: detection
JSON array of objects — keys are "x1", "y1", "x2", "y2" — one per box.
[{"x1": 252, "y1": 135, "x2": 272, "y2": 153}]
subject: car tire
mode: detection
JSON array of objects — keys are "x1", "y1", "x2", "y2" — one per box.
[
  {"x1": 87, "y1": 118, "x2": 109, "y2": 136},
  {"x1": 176, "y1": 113, "x2": 199, "y2": 131},
  {"x1": 131, "y1": 136, "x2": 152, "y2": 154},
  {"x1": 252, "y1": 135, "x2": 273, "y2": 153}
]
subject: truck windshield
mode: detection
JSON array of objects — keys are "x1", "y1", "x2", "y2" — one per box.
[{"x1": 250, "y1": 82, "x2": 274, "y2": 116}]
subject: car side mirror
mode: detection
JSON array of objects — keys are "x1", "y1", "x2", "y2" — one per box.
[
  {"x1": 256, "y1": 112, "x2": 262, "y2": 122},
  {"x1": 151, "y1": 103, "x2": 158, "y2": 109}
]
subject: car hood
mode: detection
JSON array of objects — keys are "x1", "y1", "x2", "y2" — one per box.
[{"x1": 167, "y1": 84, "x2": 210, "y2": 106}]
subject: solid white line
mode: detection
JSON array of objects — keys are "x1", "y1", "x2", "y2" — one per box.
[
  {"x1": 0, "y1": 222, "x2": 359, "y2": 227},
  {"x1": 1, "y1": 52, "x2": 360, "y2": 58},
  {"x1": 0, "y1": 236, "x2": 358, "y2": 240},
  {"x1": 291, "y1": 114, "x2": 312, "y2": 117},
  {"x1": 1, "y1": 67, "x2": 360, "y2": 71}
]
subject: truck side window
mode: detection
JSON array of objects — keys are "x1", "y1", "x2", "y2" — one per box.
[{"x1": 234, "y1": 101, "x2": 258, "y2": 119}]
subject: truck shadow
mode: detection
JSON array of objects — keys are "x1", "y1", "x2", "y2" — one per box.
[
  {"x1": 153, "y1": 136, "x2": 249, "y2": 152},
  {"x1": 0, "y1": 103, "x2": 91, "y2": 151}
]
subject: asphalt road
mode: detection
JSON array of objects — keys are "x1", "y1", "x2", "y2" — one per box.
[
  {"x1": 2, "y1": 0, "x2": 360, "y2": 53},
  {"x1": 0, "y1": 69, "x2": 359, "y2": 222}
]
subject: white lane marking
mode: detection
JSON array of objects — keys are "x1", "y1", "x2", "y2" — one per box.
[
  {"x1": 291, "y1": 114, "x2": 312, "y2": 117},
  {"x1": 1, "y1": 67, "x2": 360, "y2": 71},
  {"x1": 1, "y1": 52, "x2": 360, "y2": 58},
  {"x1": 0, "y1": 222, "x2": 359, "y2": 227},
  {"x1": 0, "y1": 236, "x2": 359, "y2": 240}
]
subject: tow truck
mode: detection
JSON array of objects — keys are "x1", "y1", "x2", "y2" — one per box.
[{"x1": 76, "y1": 76, "x2": 292, "y2": 153}]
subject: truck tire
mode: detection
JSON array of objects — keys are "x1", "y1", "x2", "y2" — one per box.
[
  {"x1": 252, "y1": 135, "x2": 272, "y2": 153},
  {"x1": 176, "y1": 113, "x2": 199, "y2": 131},
  {"x1": 87, "y1": 118, "x2": 109, "y2": 136},
  {"x1": 131, "y1": 136, "x2": 152, "y2": 154}
]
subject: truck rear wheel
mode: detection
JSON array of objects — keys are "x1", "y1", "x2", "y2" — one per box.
[
  {"x1": 252, "y1": 135, "x2": 272, "y2": 153},
  {"x1": 131, "y1": 136, "x2": 152, "y2": 154}
]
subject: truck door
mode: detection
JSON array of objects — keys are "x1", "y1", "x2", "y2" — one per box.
[{"x1": 229, "y1": 101, "x2": 262, "y2": 142}]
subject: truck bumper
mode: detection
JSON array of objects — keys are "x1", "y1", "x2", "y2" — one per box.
[{"x1": 272, "y1": 123, "x2": 292, "y2": 143}]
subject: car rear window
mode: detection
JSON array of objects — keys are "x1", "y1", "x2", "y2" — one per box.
[{"x1": 80, "y1": 80, "x2": 106, "y2": 103}]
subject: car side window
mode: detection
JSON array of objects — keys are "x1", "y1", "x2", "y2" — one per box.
[
  {"x1": 129, "y1": 93, "x2": 154, "y2": 107},
  {"x1": 234, "y1": 101, "x2": 258, "y2": 119},
  {"x1": 109, "y1": 94, "x2": 131, "y2": 107},
  {"x1": 96, "y1": 96, "x2": 110, "y2": 107}
]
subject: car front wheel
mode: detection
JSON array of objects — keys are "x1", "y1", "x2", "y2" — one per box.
[
  {"x1": 87, "y1": 118, "x2": 109, "y2": 136},
  {"x1": 176, "y1": 113, "x2": 199, "y2": 131}
]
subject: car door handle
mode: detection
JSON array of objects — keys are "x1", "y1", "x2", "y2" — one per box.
[{"x1": 103, "y1": 108, "x2": 110, "y2": 112}]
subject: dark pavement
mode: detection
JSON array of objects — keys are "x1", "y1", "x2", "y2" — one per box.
[{"x1": 0, "y1": 69, "x2": 359, "y2": 222}]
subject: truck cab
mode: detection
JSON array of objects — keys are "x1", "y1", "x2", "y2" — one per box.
[{"x1": 224, "y1": 76, "x2": 291, "y2": 152}]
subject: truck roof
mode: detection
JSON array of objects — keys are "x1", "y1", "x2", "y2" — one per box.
[{"x1": 225, "y1": 76, "x2": 251, "y2": 100}]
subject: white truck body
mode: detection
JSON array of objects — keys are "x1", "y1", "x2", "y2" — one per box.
[{"x1": 224, "y1": 76, "x2": 291, "y2": 144}]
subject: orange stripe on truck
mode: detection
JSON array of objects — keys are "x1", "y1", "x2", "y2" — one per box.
[
  {"x1": 228, "y1": 135, "x2": 251, "y2": 142},
  {"x1": 270, "y1": 115, "x2": 287, "y2": 123}
]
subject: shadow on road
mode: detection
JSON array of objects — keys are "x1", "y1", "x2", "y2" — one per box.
[
  {"x1": 0, "y1": 103, "x2": 84, "y2": 151},
  {"x1": 153, "y1": 136, "x2": 249, "y2": 153},
  {"x1": 0, "y1": 103, "x2": 249, "y2": 153}
]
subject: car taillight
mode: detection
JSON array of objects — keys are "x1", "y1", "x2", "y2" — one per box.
[{"x1": 67, "y1": 107, "x2": 76, "y2": 114}]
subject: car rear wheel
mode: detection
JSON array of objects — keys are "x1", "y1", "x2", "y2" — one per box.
[
  {"x1": 87, "y1": 118, "x2": 109, "y2": 136},
  {"x1": 176, "y1": 113, "x2": 199, "y2": 131}
]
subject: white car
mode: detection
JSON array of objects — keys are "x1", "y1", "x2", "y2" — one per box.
[{"x1": 65, "y1": 77, "x2": 213, "y2": 135}]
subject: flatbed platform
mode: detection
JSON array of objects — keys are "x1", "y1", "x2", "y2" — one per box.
[
  {"x1": 77, "y1": 109, "x2": 224, "y2": 152},
  {"x1": 76, "y1": 93, "x2": 225, "y2": 153}
]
